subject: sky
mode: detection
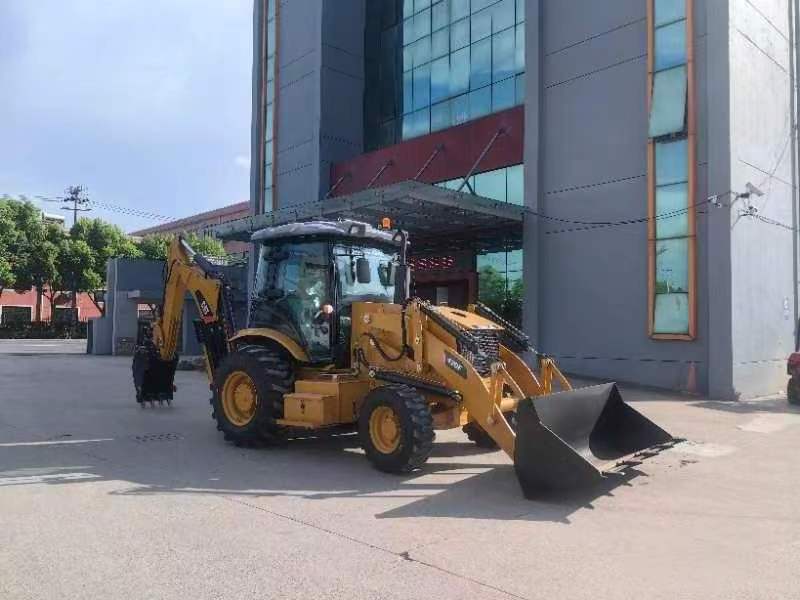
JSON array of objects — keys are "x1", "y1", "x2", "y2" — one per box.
[{"x1": 0, "y1": 0, "x2": 254, "y2": 233}]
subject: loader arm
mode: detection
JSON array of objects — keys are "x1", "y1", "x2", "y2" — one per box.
[{"x1": 353, "y1": 299, "x2": 675, "y2": 496}]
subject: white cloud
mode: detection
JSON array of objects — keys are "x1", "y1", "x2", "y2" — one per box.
[{"x1": 235, "y1": 155, "x2": 251, "y2": 170}]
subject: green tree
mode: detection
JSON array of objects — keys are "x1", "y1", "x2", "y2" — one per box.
[
  {"x1": 136, "y1": 234, "x2": 171, "y2": 261},
  {"x1": 0, "y1": 197, "x2": 64, "y2": 320},
  {"x1": 136, "y1": 232, "x2": 226, "y2": 261},
  {"x1": 0, "y1": 252, "x2": 14, "y2": 296},
  {"x1": 0, "y1": 199, "x2": 18, "y2": 296},
  {"x1": 186, "y1": 232, "x2": 226, "y2": 258},
  {"x1": 54, "y1": 238, "x2": 103, "y2": 316},
  {"x1": 477, "y1": 266, "x2": 524, "y2": 327},
  {"x1": 70, "y1": 218, "x2": 142, "y2": 277},
  {"x1": 478, "y1": 266, "x2": 507, "y2": 316}
]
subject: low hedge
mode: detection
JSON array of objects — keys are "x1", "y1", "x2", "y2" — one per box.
[{"x1": 0, "y1": 321, "x2": 88, "y2": 340}]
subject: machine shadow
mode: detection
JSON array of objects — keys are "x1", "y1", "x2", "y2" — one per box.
[{"x1": 0, "y1": 431, "x2": 647, "y2": 524}]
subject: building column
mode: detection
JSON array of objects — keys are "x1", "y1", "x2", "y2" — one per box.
[{"x1": 523, "y1": 0, "x2": 541, "y2": 342}]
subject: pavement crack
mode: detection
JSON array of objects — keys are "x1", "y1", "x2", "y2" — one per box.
[{"x1": 224, "y1": 496, "x2": 529, "y2": 600}]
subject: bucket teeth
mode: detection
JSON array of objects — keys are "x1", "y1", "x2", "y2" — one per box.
[{"x1": 513, "y1": 383, "x2": 674, "y2": 497}]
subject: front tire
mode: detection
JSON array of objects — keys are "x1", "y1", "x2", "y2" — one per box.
[
  {"x1": 211, "y1": 345, "x2": 294, "y2": 446},
  {"x1": 358, "y1": 385, "x2": 434, "y2": 473}
]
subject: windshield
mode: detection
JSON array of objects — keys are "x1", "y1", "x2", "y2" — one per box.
[
  {"x1": 253, "y1": 242, "x2": 332, "y2": 362},
  {"x1": 333, "y1": 244, "x2": 398, "y2": 305}
]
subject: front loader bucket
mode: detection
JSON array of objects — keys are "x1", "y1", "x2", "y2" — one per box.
[
  {"x1": 132, "y1": 344, "x2": 178, "y2": 404},
  {"x1": 513, "y1": 383, "x2": 673, "y2": 497}
]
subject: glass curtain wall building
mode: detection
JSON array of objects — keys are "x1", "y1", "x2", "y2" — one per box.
[{"x1": 365, "y1": 0, "x2": 525, "y2": 151}]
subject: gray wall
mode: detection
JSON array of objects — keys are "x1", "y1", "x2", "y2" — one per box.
[
  {"x1": 271, "y1": 0, "x2": 365, "y2": 209},
  {"x1": 525, "y1": 0, "x2": 800, "y2": 399},
  {"x1": 91, "y1": 259, "x2": 203, "y2": 357},
  {"x1": 727, "y1": 0, "x2": 798, "y2": 398},
  {"x1": 525, "y1": 0, "x2": 711, "y2": 393}
]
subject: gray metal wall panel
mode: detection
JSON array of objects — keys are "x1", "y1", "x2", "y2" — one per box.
[
  {"x1": 542, "y1": 0, "x2": 645, "y2": 56},
  {"x1": 274, "y1": 0, "x2": 323, "y2": 209},
  {"x1": 528, "y1": 0, "x2": 713, "y2": 393}
]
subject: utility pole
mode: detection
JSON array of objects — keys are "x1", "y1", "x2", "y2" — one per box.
[
  {"x1": 61, "y1": 186, "x2": 92, "y2": 325},
  {"x1": 62, "y1": 185, "x2": 91, "y2": 228}
]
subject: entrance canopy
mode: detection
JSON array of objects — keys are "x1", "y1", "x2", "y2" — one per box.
[{"x1": 212, "y1": 181, "x2": 524, "y2": 254}]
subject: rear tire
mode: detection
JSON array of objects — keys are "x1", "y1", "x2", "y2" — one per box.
[
  {"x1": 359, "y1": 385, "x2": 434, "y2": 473},
  {"x1": 210, "y1": 345, "x2": 294, "y2": 446}
]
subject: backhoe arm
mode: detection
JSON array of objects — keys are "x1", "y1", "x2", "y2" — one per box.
[
  {"x1": 152, "y1": 237, "x2": 223, "y2": 362},
  {"x1": 132, "y1": 237, "x2": 227, "y2": 404}
]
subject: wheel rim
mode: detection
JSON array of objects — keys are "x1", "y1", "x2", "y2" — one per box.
[
  {"x1": 222, "y1": 371, "x2": 258, "y2": 427},
  {"x1": 369, "y1": 406, "x2": 401, "y2": 454}
]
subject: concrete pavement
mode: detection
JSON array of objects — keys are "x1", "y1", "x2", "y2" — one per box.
[{"x1": 0, "y1": 346, "x2": 798, "y2": 599}]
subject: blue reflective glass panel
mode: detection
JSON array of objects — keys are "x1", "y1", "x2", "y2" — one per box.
[
  {"x1": 492, "y1": 0, "x2": 515, "y2": 33},
  {"x1": 431, "y1": 56, "x2": 450, "y2": 103},
  {"x1": 474, "y1": 168, "x2": 507, "y2": 202},
  {"x1": 516, "y1": 0, "x2": 525, "y2": 23},
  {"x1": 655, "y1": 139, "x2": 688, "y2": 186},
  {"x1": 433, "y1": 0, "x2": 450, "y2": 30},
  {"x1": 470, "y1": 38, "x2": 492, "y2": 89},
  {"x1": 653, "y1": 293, "x2": 690, "y2": 334},
  {"x1": 413, "y1": 64, "x2": 431, "y2": 110},
  {"x1": 655, "y1": 238, "x2": 689, "y2": 293},
  {"x1": 655, "y1": 183, "x2": 689, "y2": 239},
  {"x1": 469, "y1": 86, "x2": 491, "y2": 119},
  {"x1": 471, "y1": 7, "x2": 492, "y2": 41},
  {"x1": 431, "y1": 100, "x2": 451, "y2": 131},
  {"x1": 507, "y1": 249, "x2": 523, "y2": 272},
  {"x1": 451, "y1": 17, "x2": 470, "y2": 49},
  {"x1": 515, "y1": 73, "x2": 525, "y2": 103},
  {"x1": 654, "y1": 20, "x2": 687, "y2": 71},
  {"x1": 449, "y1": 47, "x2": 470, "y2": 95},
  {"x1": 492, "y1": 78, "x2": 516, "y2": 111},
  {"x1": 493, "y1": 27, "x2": 515, "y2": 82},
  {"x1": 654, "y1": 0, "x2": 685, "y2": 27},
  {"x1": 649, "y1": 66, "x2": 687, "y2": 138},
  {"x1": 451, "y1": 93, "x2": 469, "y2": 124},
  {"x1": 432, "y1": 27, "x2": 449, "y2": 58},
  {"x1": 403, "y1": 70, "x2": 414, "y2": 114},
  {"x1": 507, "y1": 164, "x2": 524, "y2": 205},
  {"x1": 451, "y1": 0, "x2": 469, "y2": 22}
]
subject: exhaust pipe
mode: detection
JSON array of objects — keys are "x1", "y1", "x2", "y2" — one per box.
[{"x1": 513, "y1": 383, "x2": 674, "y2": 497}]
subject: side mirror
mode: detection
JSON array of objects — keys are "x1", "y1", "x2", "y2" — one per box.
[{"x1": 356, "y1": 257, "x2": 372, "y2": 284}]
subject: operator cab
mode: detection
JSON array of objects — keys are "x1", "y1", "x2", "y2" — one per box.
[{"x1": 249, "y1": 220, "x2": 408, "y2": 366}]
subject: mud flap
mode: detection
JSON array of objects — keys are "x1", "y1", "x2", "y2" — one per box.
[
  {"x1": 132, "y1": 343, "x2": 178, "y2": 404},
  {"x1": 514, "y1": 383, "x2": 674, "y2": 497}
]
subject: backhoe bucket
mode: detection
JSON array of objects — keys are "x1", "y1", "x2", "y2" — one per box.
[
  {"x1": 132, "y1": 344, "x2": 178, "y2": 404},
  {"x1": 513, "y1": 383, "x2": 673, "y2": 497}
]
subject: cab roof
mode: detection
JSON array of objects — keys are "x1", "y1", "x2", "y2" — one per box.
[{"x1": 251, "y1": 220, "x2": 403, "y2": 247}]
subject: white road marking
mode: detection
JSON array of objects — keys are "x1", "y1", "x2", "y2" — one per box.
[
  {"x1": 0, "y1": 472, "x2": 100, "y2": 486},
  {"x1": 0, "y1": 438, "x2": 114, "y2": 448}
]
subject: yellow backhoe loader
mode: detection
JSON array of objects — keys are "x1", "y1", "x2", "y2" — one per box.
[{"x1": 132, "y1": 221, "x2": 676, "y2": 497}]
